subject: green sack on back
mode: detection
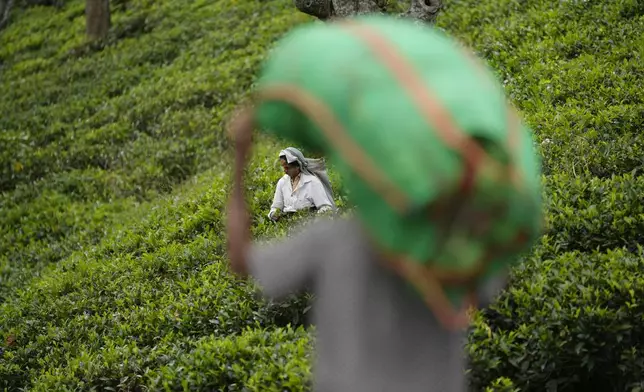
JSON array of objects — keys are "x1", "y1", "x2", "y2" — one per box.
[{"x1": 248, "y1": 15, "x2": 543, "y2": 329}]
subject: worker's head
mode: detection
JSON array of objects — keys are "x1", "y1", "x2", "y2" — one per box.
[{"x1": 280, "y1": 156, "x2": 301, "y2": 179}]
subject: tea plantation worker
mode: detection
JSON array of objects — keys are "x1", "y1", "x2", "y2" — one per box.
[
  {"x1": 268, "y1": 147, "x2": 336, "y2": 221},
  {"x1": 226, "y1": 14, "x2": 543, "y2": 392}
]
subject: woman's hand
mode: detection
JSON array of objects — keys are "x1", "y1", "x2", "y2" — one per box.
[{"x1": 268, "y1": 208, "x2": 280, "y2": 221}]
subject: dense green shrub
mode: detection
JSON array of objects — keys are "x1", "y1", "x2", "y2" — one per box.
[
  {"x1": 0, "y1": 0, "x2": 316, "y2": 388},
  {"x1": 0, "y1": 150, "x2": 315, "y2": 390},
  {"x1": 465, "y1": 172, "x2": 644, "y2": 391},
  {"x1": 29, "y1": 327, "x2": 313, "y2": 392},
  {"x1": 144, "y1": 326, "x2": 313, "y2": 392},
  {"x1": 543, "y1": 173, "x2": 644, "y2": 254},
  {"x1": 441, "y1": 0, "x2": 643, "y2": 179},
  {"x1": 468, "y1": 247, "x2": 644, "y2": 391},
  {"x1": 0, "y1": 0, "x2": 309, "y2": 298},
  {"x1": 0, "y1": 0, "x2": 642, "y2": 390},
  {"x1": 439, "y1": 0, "x2": 644, "y2": 389}
]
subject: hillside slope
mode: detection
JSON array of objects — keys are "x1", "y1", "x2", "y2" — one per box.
[
  {"x1": 1, "y1": 0, "x2": 643, "y2": 390},
  {"x1": 0, "y1": 0, "x2": 310, "y2": 300}
]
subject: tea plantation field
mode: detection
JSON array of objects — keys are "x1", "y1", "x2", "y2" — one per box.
[{"x1": 0, "y1": 0, "x2": 642, "y2": 390}]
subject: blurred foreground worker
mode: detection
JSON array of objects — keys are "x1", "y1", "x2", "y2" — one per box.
[{"x1": 226, "y1": 14, "x2": 543, "y2": 392}]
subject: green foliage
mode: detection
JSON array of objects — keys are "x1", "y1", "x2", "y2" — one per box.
[
  {"x1": 1, "y1": 0, "x2": 317, "y2": 389},
  {"x1": 543, "y1": 173, "x2": 644, "y2": 254},
  {"x1": 0, "y1": 0, "x2": 309, "y2": 298},
  {"x1": 0, "y1": 0, "x2": 642, "y2": 390},
  {"x1": 463, "y1": 171, "x2": 644, "y2": 391},
  {"x1": 0, "y1": 154, "x2": 315, "y2": 390},
  {"x1": 484, "y1": 377, "x2": 519, "y2": 392},
  {"x1": 436, "y1": 0, "x2": 644, "y2": 390},
  {"x1": 30, "y1": 326, "x2": 313, "y2": 391},
  {"x1": 144, "y1": 327, "x2": 313, "y2": 392},
  {"x1": 439, "y1": 0, "x2": 644, "y2": 179},
  {"x1": 469, "y1": 247, "x2": 644, "y2": 391}
]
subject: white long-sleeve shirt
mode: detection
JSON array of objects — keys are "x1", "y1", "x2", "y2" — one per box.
[{"x1": 271, "y1": 172, "x2": 335, "y2": 213}]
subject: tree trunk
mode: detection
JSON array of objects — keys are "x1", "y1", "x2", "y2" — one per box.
[
  {"x1": 86, "y1": 0, "x2": 110, "y2": 40},
  {"x1": 294, "y1": 0, "x2": 441, "y2": 24},
  {"x1": 0, "y1": 0, "x2": 14, "y2": 31}
]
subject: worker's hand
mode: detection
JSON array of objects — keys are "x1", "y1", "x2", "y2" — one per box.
[
  {"x1": 317, "y1": 205, "x2": 332, "y2": 214},
  {"x1": 268, "y1": 208, "x2": 279, "y2": 221}
]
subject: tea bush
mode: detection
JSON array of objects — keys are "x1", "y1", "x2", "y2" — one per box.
[
  {"x1": 441, "y1": 0, "x2": 643, "y2": 179},
  {"x1": 0, "y1": 0, "x2": 642, "y2": 390},
  {"x1": 0, "y1": 0, "x2": 310, "y2": 299},
  {"x1": 469, "y1": 246, "x2": 644, "y2": 391},
  {"x1": 29, "y1": 326, "x2": 313, "y2": 392},
  {"x1": 440, "y1": 0, "x2": 644, "y2": 390},
  {"x1": 0, "y1": 145, "x2": 317, "y2": 390},
  {"x1": 543, "y1": 173, "x2": 644, "y2": 254}
]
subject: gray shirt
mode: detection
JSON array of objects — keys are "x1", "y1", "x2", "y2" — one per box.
[{"x1": 248, "y1": 217, "x2": 504, "y2": 392}]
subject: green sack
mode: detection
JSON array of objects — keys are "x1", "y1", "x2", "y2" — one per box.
[{"x1": 248, "y1": 15, "x2": 543, "y2": 329}]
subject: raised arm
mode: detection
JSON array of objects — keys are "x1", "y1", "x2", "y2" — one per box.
[
  {"x1": 226, "y1": 106, "x2": 321, "y2": 297},
  {"x1": 226, "y1": 108, "x2": 254, "y2": 277}
]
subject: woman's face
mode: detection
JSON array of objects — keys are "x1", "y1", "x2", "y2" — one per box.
[{"x1": 280, "y1": 158, "x2": 300, "y2": 179}]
